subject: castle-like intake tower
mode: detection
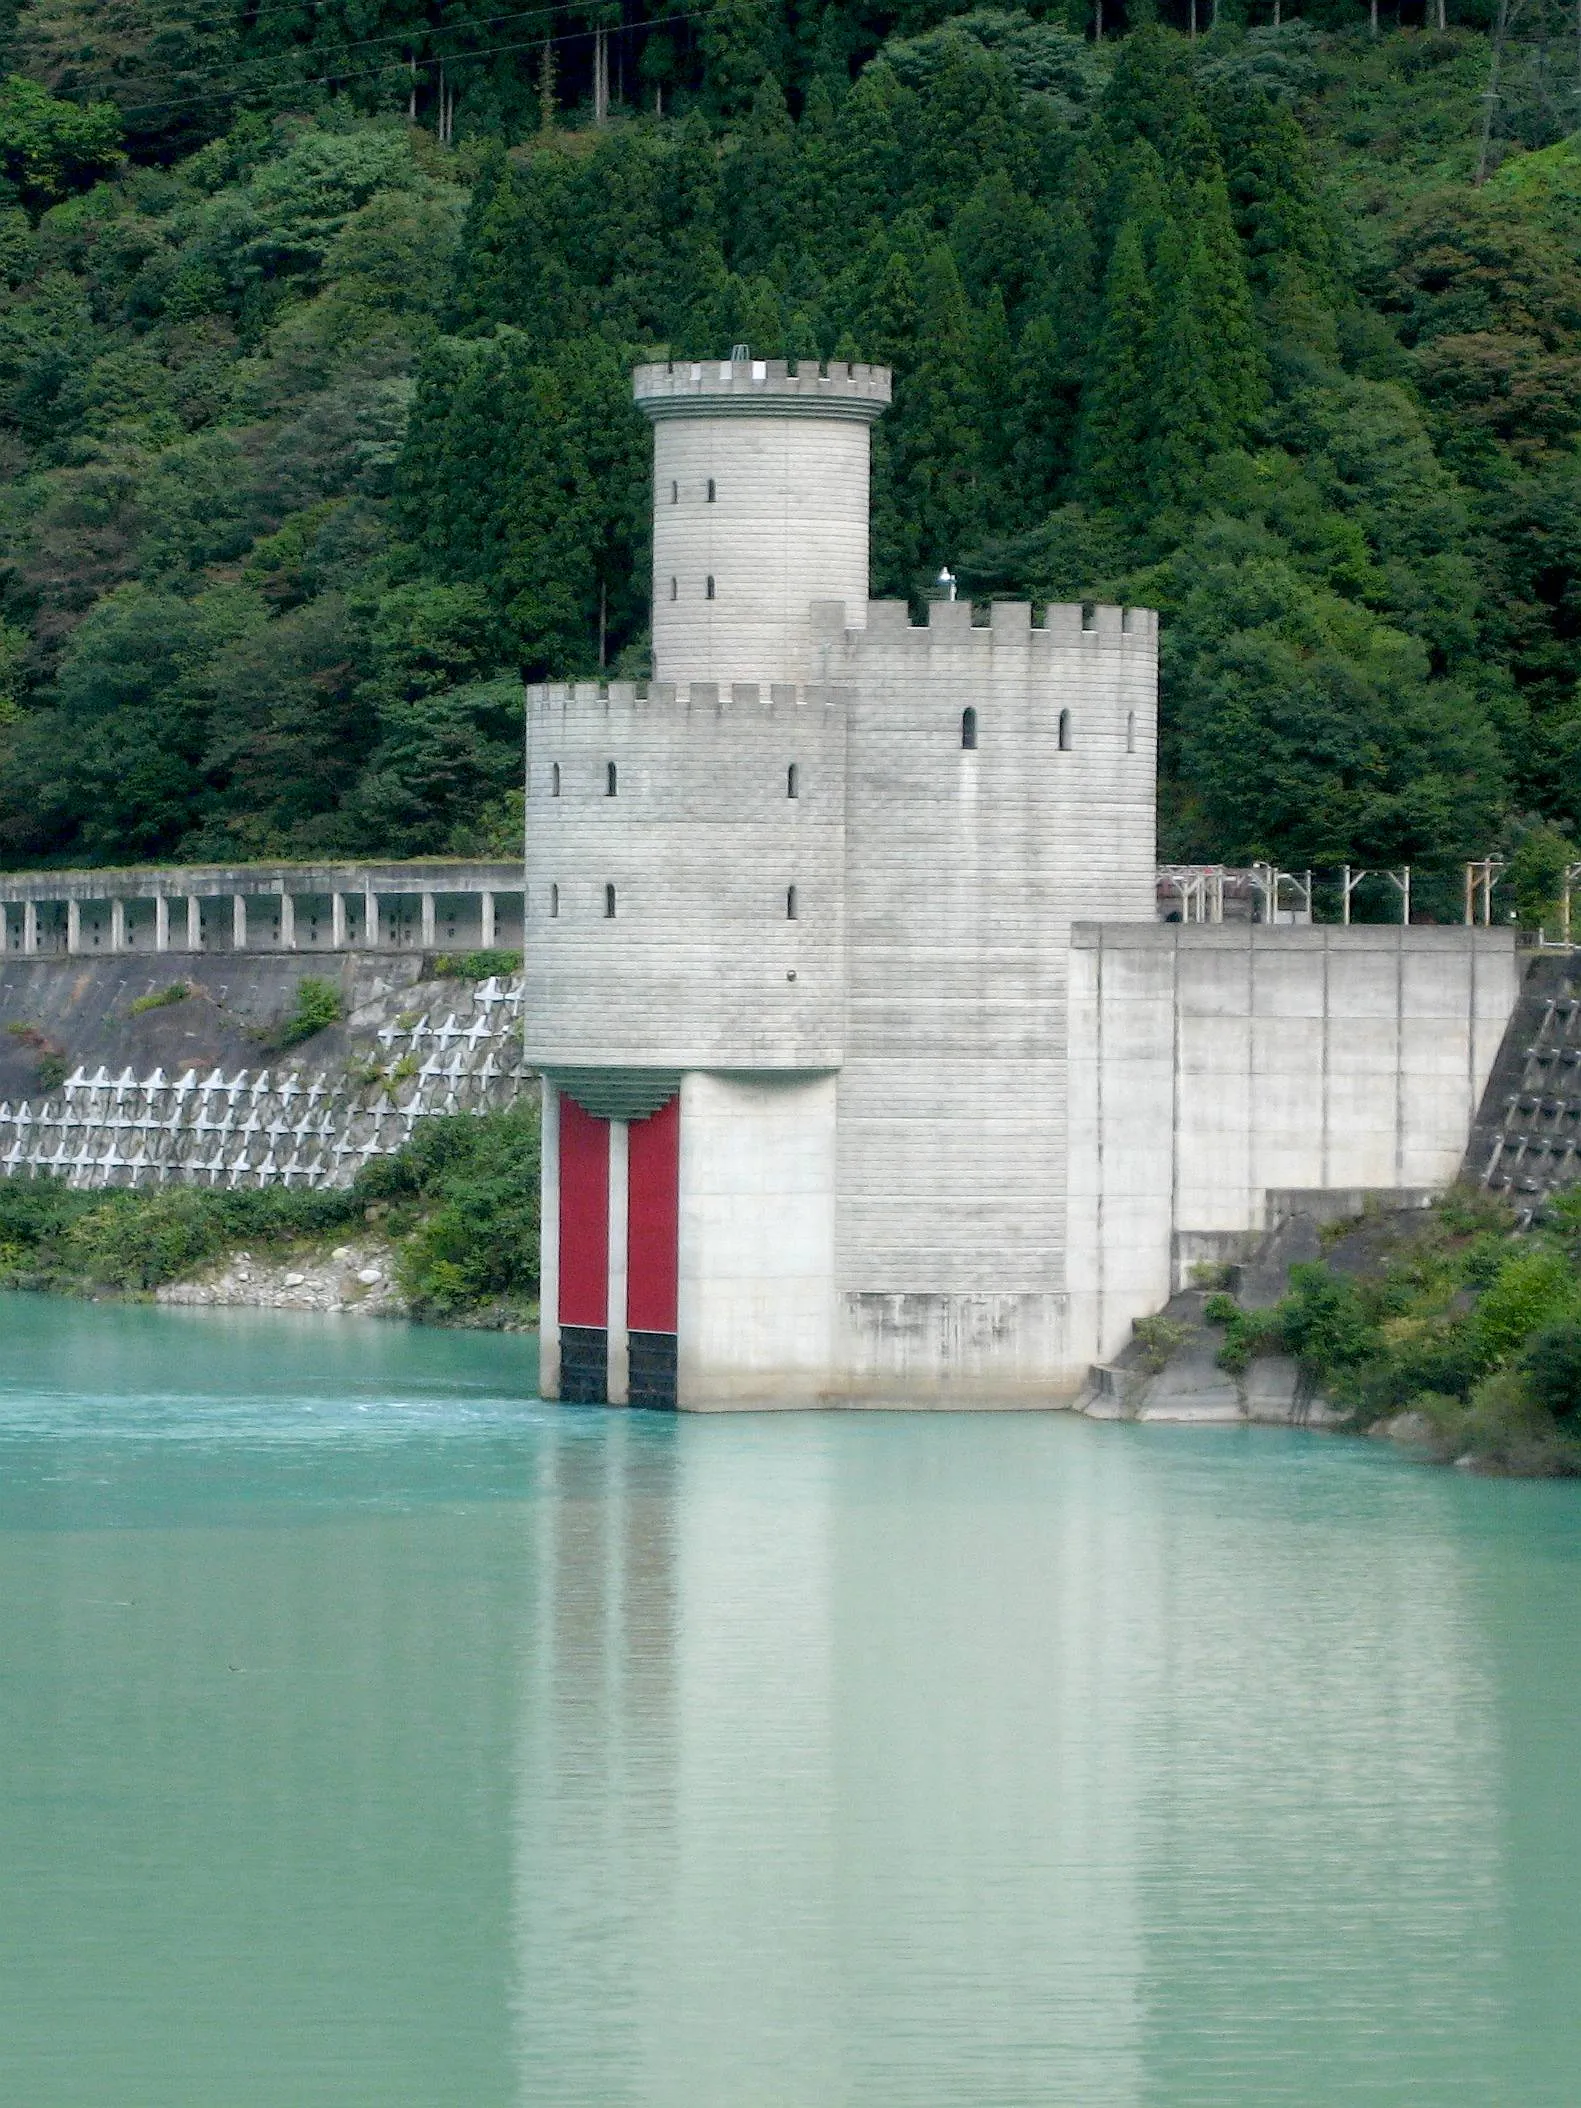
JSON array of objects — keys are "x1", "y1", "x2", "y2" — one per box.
[
  {"x1": 524, "y1": 353, "x2": 1515, "y2": 1414},
  {"x1": 635, "y1": 356, "x2": 889, "y2": 688}
]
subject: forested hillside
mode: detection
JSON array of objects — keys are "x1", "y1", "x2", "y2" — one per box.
[{"x1": 0, "y1": 0, "x2": 1574, "y2": 913}]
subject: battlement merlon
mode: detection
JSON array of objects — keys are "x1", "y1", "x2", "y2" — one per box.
[
  {"x1": 633, "y1": 357, "x2": 892, "y2": 424},
  {"x1": 526, "y1": 680, "x2": 854, "y2": 712},
  {"x1": 808, "y1": 599, "x2": 1160, "y2": 647}
]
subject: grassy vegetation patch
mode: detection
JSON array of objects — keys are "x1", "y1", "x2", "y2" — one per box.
[
  {"x1": 128, "y1": 982, "x2": 191, "y2": 1015},
  {"x1": 1204, "y1": 1187, "x2": 1581, "y2": 1472},
  {"x1": 429, "y1": 950, "x2": 522, "y2": 981},
  {"x1": 266, "y1": 975, "x2": 344, "y2": 1050},
  {"x1": 0, "y1": 1103, "x2": 540, "y2": 1320}
]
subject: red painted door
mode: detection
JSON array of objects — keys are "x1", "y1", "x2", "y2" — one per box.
[
  {"x1": 627, "y1": 1094, "x2": 679, "y2": 1334},
  {"x1": 557, "y1": 1093, "x2": 609, "y2": 1329}
]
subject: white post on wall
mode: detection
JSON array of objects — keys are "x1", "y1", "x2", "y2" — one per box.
[
  {"x1": 607, "y1": 1118, "x2": 630, "y2": 1406},
  {"x1": 539, "y1": 1080, "x2": 561, "y2": 1400},
  {"x1": 1341, "y1": 866, "x2": 1369, "y2": 924},
  {"x1": 480, "y1": 889, "x2": 496, "y2": 948},
  {"x1": 280, "y1": 892, "x2": 296, "y2": 950},
  {"x1": 1386, "y1": 867, "x2": 1411, "y2": 926},
  {"x1": 421, "y1": 891, "x2": 436, "y2": 950},
  {"x1": 364, "y1": 886, "x2": 378, "y2": 947},
  {"x1": 186, "y1": 896, "x2": 202, "y2": 952},
  {"x1": 66, "y1": 899, "x2": 81, "y2": 955},
  {"x1": 233, "y1": 895, "x2": 248, "y2": 951},
  {"x1": 110, "y1": 898, "x2": 126, "y2": 953},
  {"x1": 331, "y1": 892, "x2": 347, "y2": 949},
  {"x1": 23, "y1": 900, "x2": 38, "y2": 955},
  {"x1": 154, "y1": 895, "x2": 169, "y2": 953}
]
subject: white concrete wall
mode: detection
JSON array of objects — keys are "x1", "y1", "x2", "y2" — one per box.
[
  {"x1": 649, "y1": 415, "x2": 872, "y2": 689},
  {"x1": 1067, "y1": 925, "x2": 1520, "y2": 1373},
  {"x1": 824, "y1": 599, "x2": 1158, "y2": 1402},
  {"x1": 524, "y1": 682, "x2": 846, "y2": 1071},
  {"x1": 635, "y1": 359, "x2": 888, "y2": 691},
  {"x1": 676, "y1": 1071, "x2": 837, "y2": 1408}
]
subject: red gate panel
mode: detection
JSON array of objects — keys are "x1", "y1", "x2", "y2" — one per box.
[
  {"x1": 557, "y1": 1093, "x2": 609, "y2": 1329},
  {"x1": 626, "y1": 1094, "x2": 680, "y2": 1334}
]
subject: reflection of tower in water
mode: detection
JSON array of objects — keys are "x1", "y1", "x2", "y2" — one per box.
[{"x1": 512, "y1": 1414, "x2": 681, "y2": 2094}]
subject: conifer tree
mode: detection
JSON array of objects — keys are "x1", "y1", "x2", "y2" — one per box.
[
  {"x1": 1189, "y1": 169, "x2": 1267, "y2": 437},
  {"x1": 1076, "y1": 218, "x2": 1154, "y2": 516},
  {"x1": 1009, "y1": 202, "x2": 1097, "y2": 512},
  {"x1": 889, "y1": 242, "x2": 983, "y2": 570},
  {"x1": 1147, "y1": 219, "x2": 1226, "y2": 513},
  {"x1": 972, "y1": 285, "x2": 1017, "y2": 499},
  {"x1": 829, "y1": 60, "x2": 907, "y2": 233},
  {"x1": 699, "y1": 0, "x2": 782, "y2": 123},
  {"x1": 1204, "y1": 84, "x2": 1337, "y2": 300},
  {"x1": 725, "y1": 74, "x2": 796, "y2": 275}
]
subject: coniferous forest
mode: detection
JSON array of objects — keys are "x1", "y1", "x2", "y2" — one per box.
[{"x1": 0, "y1": 1, "x2": 1574, "y2": 912}]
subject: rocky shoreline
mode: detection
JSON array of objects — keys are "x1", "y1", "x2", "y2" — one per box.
[{"x1": 156, "y1": 1239, "x2": 408, "y2": 1318}]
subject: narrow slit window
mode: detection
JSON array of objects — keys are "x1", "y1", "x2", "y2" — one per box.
[
  {"x1": 550, "y1": 883, "x2": 559, "y2": 919},
  {"x1": 670, "y1": 479, "x2": 678, "y2": 503},
  {"x1": 706, "y1": 575, "x2": 715, "y2": 600},
  {"x1": 1121, "y1": 606, "x2": 1135, "y2": 634},
  {"x1": 787, "y1": 763, "x2": 799, "y2": 799},
  {"x1": 669, "y1": 576, "x2": 677, "y2": 601},
  {"x1": 1081, "y1": 602, "x2": 1097, "y2": 632},
  {"x1": 707, "y1": 477, "x2": 716, "y2": 503},
  {"x1": 786, "y1": 885, "x2": 798, "y2": 921},
  {"x1": 606, "y1": 761, "x2": 617, "y2": 797},
  {"x1": 551, "y1": 762, "x2": 560, "y2": 796},
  {"x1": 1059, "y1": 709, "x2": 1072, "y2": 751},
  {"x1": 1126, "y1": 711, "x2": 1136, "y2": 754},
  {"x1": 961, "y1": 706, "x2": 977, "y2": 751},
  {"x1": 604, "y1": 883, "x2": 616, "y2": 919}
]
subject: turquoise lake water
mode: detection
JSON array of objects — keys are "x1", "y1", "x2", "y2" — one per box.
[{"x1": 2, "y1": 1289, "x2": 1579, "y2": 2105}]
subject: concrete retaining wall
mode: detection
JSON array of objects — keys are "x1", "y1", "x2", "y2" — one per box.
[
  {"x1": 1068, "y1": 924, "x2": 1519, "y2": 1372},
  {"x1": 0, "y1": 955, "x2": 530, "y2": 1189}
]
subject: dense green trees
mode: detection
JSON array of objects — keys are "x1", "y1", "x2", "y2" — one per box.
[{"x1": 0, "y1": 3, "x2": 1569, "y2": 884}]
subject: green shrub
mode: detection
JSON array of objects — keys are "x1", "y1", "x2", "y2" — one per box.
[
  {"x1": 1522, "y1": 1323, "x2": 1581, "y2": 1421},
  {"x1": 35, "y1": 1052, "x2": 67, "y2": 1092},
  {"x1": 271, "y1": 974, "x2": 344, "y2": 1048},
  {"x1": 1473, "y1": 1247, "x2": 1580, "y2": 1365},
  {"x1": 378, "y1": 1104, "x2": 540, "y2": 1313},
  {"x1": 1131, "y1": 1313, "x2": 1191, "y2": 1373},
  {"x1": 430, "y1": 949, "x2": 522, "y2": 981},
  {"x1": 128, "y1": 982, "x2": 190, "y2": 1015},
  {"x1": 1203, "y1": 1292, "x2": 1286, "y2": 1374},
  {"x1": 0, "y1": 1101, "x2": 540, "y2": 1309},
  {"x1": 1424, "y1": 1369, "x2": 1581, "y2": 1477}
]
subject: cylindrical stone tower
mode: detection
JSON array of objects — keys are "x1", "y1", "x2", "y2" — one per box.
[{"x1": 635, "y1": 355, "x2": 891, "y2": 688}]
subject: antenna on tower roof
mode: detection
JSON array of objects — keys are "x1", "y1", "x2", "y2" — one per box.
[{"x1": 730, "y1": 343, "x2": 750, "y2": 363}]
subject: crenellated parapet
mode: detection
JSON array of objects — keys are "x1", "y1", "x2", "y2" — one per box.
[
  {"x1": 845, "y1": 598, "x2": 1157, "y2": 645},
  {"x1": 634, "y1": 356, "x2": 891, "y2": 423},
  {"x1": 525, "y1": 679, "x2": 851, "y2": 713}
]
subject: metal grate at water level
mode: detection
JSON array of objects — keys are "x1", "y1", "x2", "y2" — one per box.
[{"x1": 1466, "y1": 954, "x2": 1581, "y2": 1225}]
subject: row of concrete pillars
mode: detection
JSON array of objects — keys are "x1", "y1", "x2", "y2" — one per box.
[{"x1": 0, "y1": 889, "x2": 524, "y2": 958}]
